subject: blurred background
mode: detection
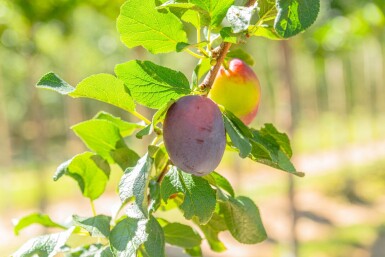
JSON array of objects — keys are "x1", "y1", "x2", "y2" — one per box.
[{"x1": 1, "y1": 0, "x2": 385, "y2": 256}]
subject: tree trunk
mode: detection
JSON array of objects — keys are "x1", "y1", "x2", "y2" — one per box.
[{"x1": 280, "y1": 40, "x2": 299, "y2": 257}]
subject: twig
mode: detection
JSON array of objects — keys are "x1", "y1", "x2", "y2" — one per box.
[
  {"x1": 198, "y1": 0, "x2": 257, "y2": 93},
  {"x1": 199, "y1": 42, "x2": 232, "y2": 92}
]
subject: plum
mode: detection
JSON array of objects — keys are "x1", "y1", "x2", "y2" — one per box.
[
  {"x1": 208, "y1": 58, "x2": 261, "y2": 125},
  {"x1": 163, "y1": 95, "x2": 226, "y2": 176}
]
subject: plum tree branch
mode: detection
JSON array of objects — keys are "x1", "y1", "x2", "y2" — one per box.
[{"x1": 198, "y1": 0, "x2": 257, "y2": 93}]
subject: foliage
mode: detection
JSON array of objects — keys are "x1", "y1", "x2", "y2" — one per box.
[{"x1": 12, "y1": 0, "x2": 319, "y2": 256}]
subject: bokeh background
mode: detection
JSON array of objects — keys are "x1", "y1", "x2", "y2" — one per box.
[{"x1": 1, "y1": 0, "x2": 385, "y2": 256}]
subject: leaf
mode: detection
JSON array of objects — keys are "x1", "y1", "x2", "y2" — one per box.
[
  {"x1": 163, "y1": 222, "x2": 202, "y2": 248},
  {"x1": 190, "y1": 0, "x2": 234, "y2": 26},
  {"x1": 152, "y1": 100, "x2": 175, "y2": 126},
  {"x1": 54, "y1": 152, "x2": 110, "y2": 200},
  {"x1": 12, "y1": 227, "x2": 74, "y2": 257},
  {"x1": 275, "y1": 0, "x2": 320, "y2": 38},
  {"x1": 36, "y1": 73, "x2": 135, "y2": 112},
  {"x1": 197, "y1": 212, "x2": 227, "y2": 252},
  {"x1": 226, "y1": 48, "x2": 255, "y2": 66},
  {"x1": 72, "y1": 215, "x2": 111, "y2": 238},
  {"x1": 142, "y1": 217, "x2": 165, "y2": 257},
  {"x1": 176, "y1": 41, "x2": 208, "y2": 52},
  {"x1": 136, "y1": 124, "x2": 153, "y2": 139},
  {"x1": 161, "y1": 167, "x2": 216, "y2": 224},
  {"x1": 72, "y1": 74, "x2": 135, "y2": 111},
  {"x1": 251, "y1": 25, "x2": 282, "y2": 40},
  {"x1": 72, "y1": 119, "x2": 139, "y2": 169},
  {"x1": 158, "y1": 1, "x2": 196, "y2": 9},
  {"x1": 221, "y1": 196, "x2": 266, "y2": 244},
  {"x1": 93, "y1": 111, "x2": 144, "y2": 137},
  {"x1": 223, "y1": 111, "x2": 252, "y2": 158},
  {"x1": 117, "y1": 0, "x2": 187, "y2": 54},
  {"x1": 115, "y1": 60, "x2": 191, "y2": 109},
  {"x1": 109, "y1": 217, "x2": 148, "y2": 257},
  {"x1": 220, "y1": 27, "x2": 238, "y2": 43},
  {"x1": 36, "y1": 72, "x2": 74, "y2": 94},
  {"x1": 192, "y1": 58, "x2": 211, "y2": 87},
  {"x1": 13, "y1": 213, "x2": 65, "y2": 236},
  {"x1": 184, "y1": 246, "x2": 202, "y2": 257},
  {"x1": 203, "y1": 171, "x2": 234, "y2": 197},
  {"x1": 64, "y1": 244, "x2": 113, "y2": 257},
  {"x1": 119, "y1": 154, "x2": 153, "y2": 218},
  {"x1": 260, "y1": 123, "x2": 292, "y2": 157},
  {"x1": 250, "y1": 127, "x2": 304, "y2": 176},
  {"x1": 248, "y1": 0, "x2": 282, "y2": 40},
  {"x1": 226, "y1": 5, "x2": 258, "y2": 33}
]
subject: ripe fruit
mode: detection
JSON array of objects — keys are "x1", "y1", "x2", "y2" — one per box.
[
  {"x1": 163, "y1": 95, "x2": 226, "y2": 176},
  {"x1": 208, "y1": 58, "x2": 261, "y2": 125}
]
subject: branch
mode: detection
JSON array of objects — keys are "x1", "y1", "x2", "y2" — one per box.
[
  {"x1": 198, "y1": 0, "x2": 257, "y2": 93},
  {"x1": 199, "y1": 42, "x2": 232, "y2": 92},
  {"x1": 246, "y1": 0, "x2": 257, "y2": 7}
]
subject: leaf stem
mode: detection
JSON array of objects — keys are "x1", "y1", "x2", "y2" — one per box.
[
  {"x1": 206, "y1": 28, "x2": 212, "y2": 51},
  {"x1": 130, "y1": 110, "x2": 151, "y2": 125},
  {"x1": 186, "y1": 49, "x2": 206, "y2": 59},
  {"x1": 90, "y1": 199, "x2": 97, "y2": 216}
]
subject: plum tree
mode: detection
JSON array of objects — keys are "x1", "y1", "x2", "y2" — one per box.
[
  {"x1": 208, "y1": 58, "x2": 261, "y2": 125},
  {"x1": 163, "y1": 95, "x2": 226, "y2": 176}
]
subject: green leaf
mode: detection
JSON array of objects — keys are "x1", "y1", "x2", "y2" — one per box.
[
  {"x1": 109, "y1": 217, "x2": 148, "y2": 257},
  {"x1": 136, "y1": 124, "x2": 153, "y2": 139},
  {"x1": 72, "y1": 119, "x2": 139, "y2": 169},
  {"x1": 72, "y1": 215, "x2": 111, "y2": 238},
  {"x1": 226, "y1": 48, "x2": 255, "y2": 66},
  {"x1": 184, "y1": 246, "x2": 202, "y2": 257},
  {"x1": 119, "y1": 154, "x2": 153, "y2": 218},
  {"x1": 115, "y1": 60, "x2": 191, "y2": 109},
  {"x1": 192, "y1": 58, "x2": 211, "y2": 87},
  {"x1": 197, "y1": 212, "x2": 227, "y2": 252},
  {"x1": 55, "y1": 152, "x2": 110, "y2": 200},
  {"x1": 72, "y1": 74, "x2": 135, "y2": 111},
  {"x1": 226, "y1": 5, "x2": 258, "y2": 33},
  {"x1": 36, "y1": 72, "x2": 74, "y2": 94},
  {"x1": 260, "y1": 123, "x2": 292, "y2": 157},
  {"x1": 176, "y1": 41, "x2": 208, "y2": 52},
  {"x1": 190, "y1": 0, "x2": 234, "y2": 26},
  {"x1": 181, "y1": 9, "x2": 210, "y2": 28},
  {"x1": 163, "y1": 222, "x2": 202, "y2": 248},
  {"x1": 12, "y1": 228, "x2": 74, "y2": 257},
  {"x1": 13, "y1": 213, "x2": 66, "y2": 236},
  {"x1": 250, "y1": 126, "x2": 304, "y2": 176},
  {"x1": 203, "y1": 171, "x2": 234, "y2": 197},
  {"x1": 117, "y1": 0, "x2": 187, "y2": 54},
  {"x1": 36, "y1": 73, "x2": 135, "y2": 112},
  {"x1": 158, "y1": 1, "x2": 196, "y2": 9},
  {"x1": 275, "y1": 0, "x2": 320, "y2": 38},
  {"x1": 221, "y1": 196, "x2": 266, "y2": 244},
  {"x1": 93, "y1": 111, "x2": 144, "y2": 137},
  {"x1": 152, "y1": 100, "x2": 175, "y2": 126},
  {"x1": 251, "y1": 25, "x2": 282, "y2": 40},
  {"x1": 220, "y1": 27, "x2": 238, "y2": 43},
  {"x1": 64, "y1": 244, "x2": 113, "y2": 257},
  {"x1": 142, "y1": 217, "x2": 165, "y2": 257},
  {"x1": 161, "y1": 167, "x2": 216, "y2": 224},
  {"x1": 223, "y1": 111, "x2": 252, "y2": 158}
]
